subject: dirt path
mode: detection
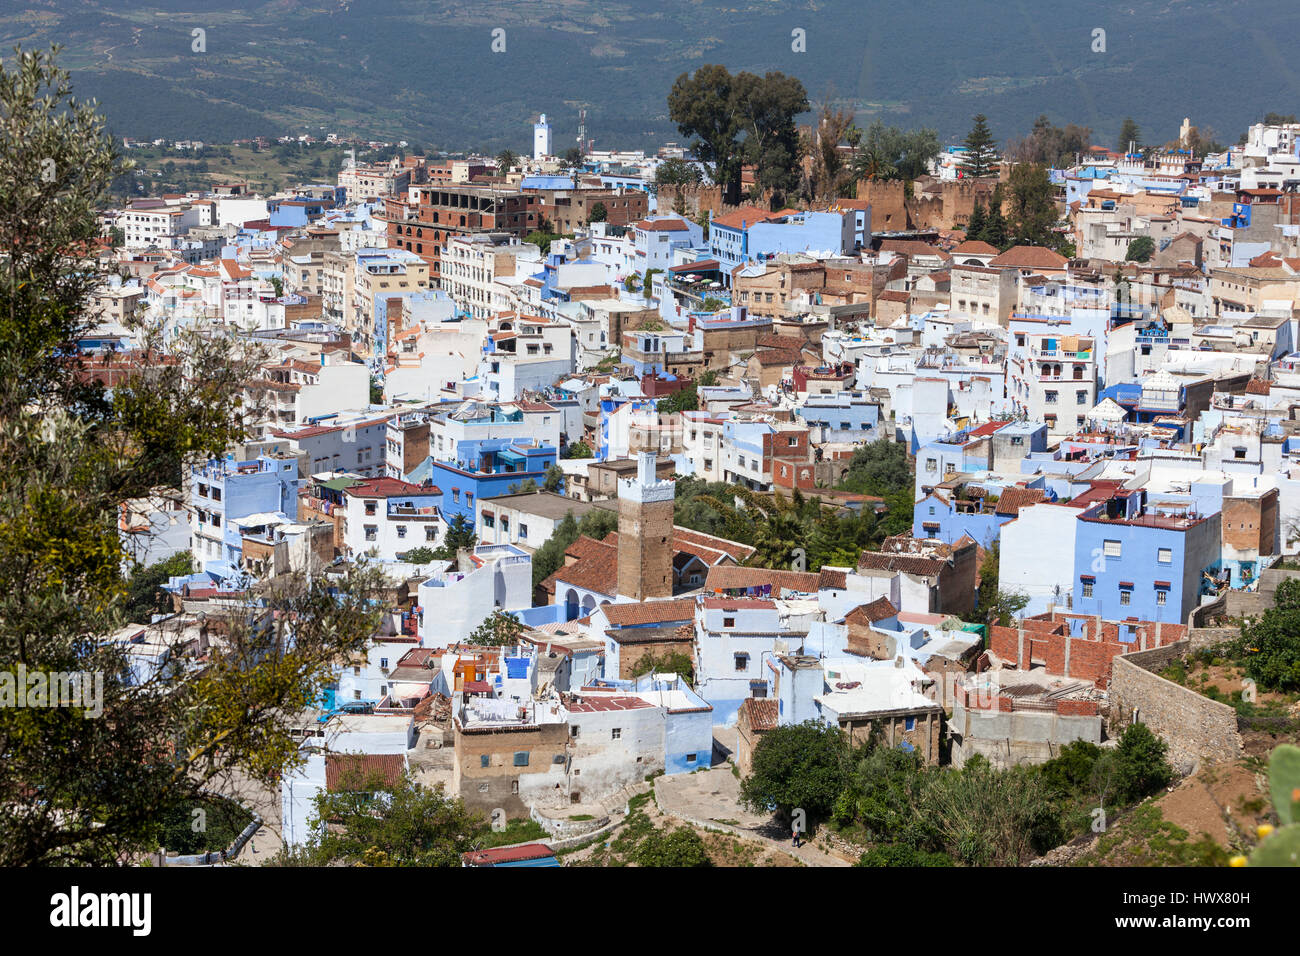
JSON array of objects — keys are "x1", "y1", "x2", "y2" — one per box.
[{"x1": 654, "y1": 767, "x2": 853, "y2": 867}]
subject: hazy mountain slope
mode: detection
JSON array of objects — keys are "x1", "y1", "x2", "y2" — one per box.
[{"x1": 2, "y1": 0, "x2": 1295, "y2": 151}]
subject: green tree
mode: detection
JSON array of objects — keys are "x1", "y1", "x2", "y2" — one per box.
[
  {"x1": 1005, "y1": 163, "x2": 1062, "y2": 250},
  {"x1": 466, "y1": 609, "x2": 524, "y2": 647},
  {"x1": 588, "y1": 202, "x2": 607, "y2": 223},
  {"x1": 1116, "y1": 117, "x2": 1141, "y2": 153},
  {"x1": 983, "y1": 184, "x2": 1008, "y2": 248},
  {"x1": 433, "y1": 513, "x2": 478, "y2": 560},
  {"x1": 740, "y1": 721, "x2": 850, "y2": 823},
  {"x1": 1125, "y1": 236, "x2": 1156, "y2": 262},
  {"x1": 400, "y1": 546, "x2": 437, "y2": 564},
  {"x1": 562, "y1": 440, "x2": 594, "y2": 459},
  {"x1": 123, "y1": 550, "x2": 194, "y2": 622},
  {"x1": 1236, "y1": 577, "x2": 1300, "y2": 692},
  {"x1": 965, "y1": 199, "x2": 987, "y2": 242},
  {"x1": 630, "y1": 649, "x2": 696, "y2": 684},
  {"x1": 839, "y1": 438, "x2": 911, "y2": 495},
  {"x1": 959, "y1": 114, "x2": 999, "y2": 180},
  {"x1": 853, "y1": 121, "x2": 942, "y2": 185},
  {"x1": 496, "y1": 149, "x2": 517, "y2": 173},
  {"x1": 0, "y1": 49, "x2": 396, "y2": 865},
  {"x1": 1111, "y1": 723, "x2": 1174, "y2": 803},
  {"x1": 543, "y1": 463, "x2": 564, "y2": 493},
  {"x1": 298, "y1": 770, "x2": 483, "y2": 866},
  {"x1": 668, "y1": 65, "x2": 807, "y2": 207}
]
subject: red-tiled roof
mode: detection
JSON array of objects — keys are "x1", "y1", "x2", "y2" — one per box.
[
  {"x1": 844, "y1": 596, "x2": 899, "y2": 626},
  {"x1": 324, "y1": 753, "x2": 405, "y2": 792},
  {"x1": 739, "y1": 696, "x2": 779, "y2": 731},
  {"x1": 994, "y1": 486, "x2": 1048, "y2": 517},
  {"x1": 602, "y1": 598, "x2": 696, "y2": 627},
  {"x1": 989, "y1": 245, "x2": 1068, "y2": 270}
]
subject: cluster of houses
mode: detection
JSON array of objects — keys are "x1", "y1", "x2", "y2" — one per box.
[{"x1": 97, "y1": 115, "x2": 1300, "y2": 847}]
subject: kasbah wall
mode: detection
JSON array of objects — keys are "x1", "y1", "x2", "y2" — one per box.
[
  {"x1": 1108, "y1": 642, "x2": 1242, "y2": 774},
  {"x1": 853, "y1": 175, "x2": 1005, "y2": 233}
]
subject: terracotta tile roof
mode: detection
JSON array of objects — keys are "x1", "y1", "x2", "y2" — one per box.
[
  {"x1": 752, "y1": 348, "x2": 803, "y2": 367},
  {"x1": 602, "y1": 598, "x2": 696, "y2": 627},
  {"x1": 324, "y1": 753, "x2": 405, "y2": 792},
  {"x1": 818, "y1": 567, "x2": 848, "y2": 589},
  {"x1": 704, "y1": 565, "x2": 822, "y2": 594},
  {"x1": 857, "y1": 551, "x2": 947, "y2": 576},
  {"x1": 994, "y1": 486, "x2": 1048, "y2": 517},
  {"x1": 757, "y1": 334, "x2": 808, "y2": 352},
  {"x1": 1245, "y1": 377, "x2": 1272, "y2": 395},
  {"x1": 673, "y1": 527, "x2": 755, "y2": 565},
  {"x1": 463, "y1": 843, "x2": 555, "y2": 866},
  {"x1": 879, "y1": 239, "x2": 951, "y2": 260},
  {"x1": 951, "y1": 240, "x2": 1001, "y2": 256},
  {"x1": 739, "y1": 696, "x2": 780, "y2": 731},
  {"x1": 989, "y1": 245, "x2": 1068, "y2": 270},
  {"x1": 711, "y1": 205, "x2": 782, "y2": 230},
  {"x1": 343, "y1": 476, "x2": 438, "y2": 498},
  {"x1": 844, "y1": 596, "x2": 899, "y2": 626}
]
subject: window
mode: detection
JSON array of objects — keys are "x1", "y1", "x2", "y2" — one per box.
[
  {"x1": 686, "y1": 753, "x2": 697, "y2": 763},
  {"x1": 396, "y1": 525, "x2": 407, "y2": 538},
  {"x1": 570, "y1": 726, "x2": 579, "y2": 737},
  {"x1": 480, "y1": 754, "x2": 490, "y2": 768},
  {"x1": 513, "y1": 751, "x2": 529, "y2": 767},
  {"x1": 518, "y1": 524, "x2": 528, "y2": 540},
  {"x1": 1119, "y1": 589, "x2": 1131, "y2": 606},
  {"x1": 723, "y1": 616, "x2": 735, "y2": 628},
  {"x1": 478, "y1": 783, "x2": 489, "y2": 793},
  {"x1": 380, "y1": 658, "x2": 389, "y2": 669},
  {"x1": 1156, "y1": 590, "x2": 1167, "y2": 606},
  {"x1": 1082, "y1": 581, "x2": 1093, "y2": 598},
  {"x1": 610, "y1": 728, "x2": 621, "y2": 740},
  {"x1": 364, "y1": 500, "x2": 377, "y2": 516},
  {"x1": 904, "y1": 717, "x2": 916, "y2": 731},
  {"x1": 211, "y1": 487, "x2": 221, "y2": 502},
  {"x1": 1103, "y1": 539, "x2": 1122, "y2": 557},
  {"x1": 511, "y1": 780, "x2": 519, "y2": 794},
  {"x1": 1157, "y1": 548, "x2": 1172, "y2": 564},
  {"x1": 734, "y1": 653, "x2": 749, "y2": 672},
  {"x1": 364, "y1": 525, "x2": 377, "y2": 541},
  {"x1": 1045, "y1": 391, "x2": 1058, "y2": 404},
  {"x1": 452, "y1": 489, "x2": 460, "y2": 503},
  {"x1": 1076, "y1": 390, "x2": 1088, "y2": 404},
  {"x1": 482, "y1": 514, "x2": 494, "y2": 528},
  {"x1": 425, "y1": 526, "x2": 437, "y2": 541}
]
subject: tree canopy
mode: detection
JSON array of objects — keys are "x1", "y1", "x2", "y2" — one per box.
[{"x1": 668, "y1": 65, "x2": 808, "y2": 208}]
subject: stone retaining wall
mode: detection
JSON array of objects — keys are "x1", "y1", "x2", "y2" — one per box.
[{"x1": 1108, "y1": 643, "x2": 1242, "y2": 774}]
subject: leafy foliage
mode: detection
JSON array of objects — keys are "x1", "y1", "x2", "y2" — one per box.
[
  {"x1": 562, "y1": 440, "x2": 594, "y2": 459},
  {"x1": 1125, "y1": 236, "x2": 1156, "y2": 262},
  {"x1": 123, "y1": 550, "x2": 194, "y2": 623},
  {"x1": 668, "y1": 65, "x2": 807, "y2": 207},
  {"x1": 466, "y1": 609, "x2": 524, "y2": 647},
  {"x1": 740, "y1": 721, "x2": 851, "y2": 822},
  {"x1": 1236, "y1": 578, "x2": 1300, "y2": 692},
  {"x1": 0, "y1": 49, "x2": 397, "y2": 864},
  {"x1": 295, "y1": 770, "x2": 483, "y2": 867}
]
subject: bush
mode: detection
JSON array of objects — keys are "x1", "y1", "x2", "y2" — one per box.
[
  {"x1": 634, "y1": 826, "x2": 712, "y2": 867},
  {"x1": 855, "y1": 844, "x2": 953, "y2": 867},
  {"x1": 1111, "y1": 723, "x2": 1173, "y2": 803}
]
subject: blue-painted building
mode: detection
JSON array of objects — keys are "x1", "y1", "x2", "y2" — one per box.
[
  {"x1": 1072, "y1": 490, "x2": 1222, "y2": 624},
  {"x1": 429, "y1": 439, "x2": 557, "y2": 523},
  {"x1": 709, "y1": 209, "x2": 850, "y2": 286},
  {"x1": 189, "y1": 454, "x2": 300, "y2": 577}
]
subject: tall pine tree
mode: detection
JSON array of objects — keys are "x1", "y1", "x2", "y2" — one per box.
[
  {"x1": 959, "y1": 114, "x2": 999, "y2": 179},
  {"x1": 966, "y1": 199, "x2": 987, "y2": 242},
  {"x1": 1116, "y1": 117, "x2": 1141, "y2": 154},
  {"x1": 984, "y1": 184, "x2": 1008, "y2": 249}
]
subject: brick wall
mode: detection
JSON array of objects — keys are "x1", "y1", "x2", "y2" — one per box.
[{"x1": 988, "y1": 615, "x2": 1186, "y2": 689}]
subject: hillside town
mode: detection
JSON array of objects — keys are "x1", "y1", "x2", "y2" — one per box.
[{"x1": 34, "y1": 87, "x2": 1300, "y2": 873}]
